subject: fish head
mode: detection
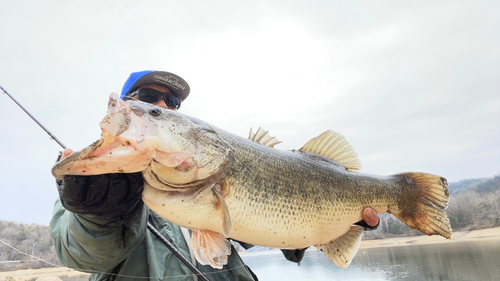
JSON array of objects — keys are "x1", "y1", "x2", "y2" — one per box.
[
  {"x1": 52, "y1": 93, "x2": 232, "y2": 189},
  {"x1": 125, "y1": 98, "x2": 233, "y2": 189}
]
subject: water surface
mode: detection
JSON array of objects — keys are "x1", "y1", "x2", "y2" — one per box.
[{"x1": 241, "y1": 240, "x2": 500, "y2": 281}]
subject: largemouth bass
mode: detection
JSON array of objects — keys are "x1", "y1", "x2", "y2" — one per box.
[{"x1": 53, "y1": 93, "x2": 452, "y2": 269}]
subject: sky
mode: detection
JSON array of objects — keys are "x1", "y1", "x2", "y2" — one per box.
[{"x1": 0, "y1": 0, "x2": 499, "y2": 225}]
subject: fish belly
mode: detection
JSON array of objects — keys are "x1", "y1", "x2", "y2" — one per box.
[{"x1": 225, "y1": 192, "x2": 359, "y2": 249}]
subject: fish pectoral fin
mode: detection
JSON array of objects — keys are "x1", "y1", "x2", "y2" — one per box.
[
  {"x1": 249, "y1": 127, "x2": 282, "y2": 147},
  {"x1": 299, "y1": 130, "x2": 361, "y2": 172},
  {"x1": 316, "y1": 225, "x2": 364, "y2": 268},
  {"x1": 190, "y1": 229, "x2": 231, "y2": 269},
  {"x1": 213, "y1": 184, "x2": 232, "y2": 237}
]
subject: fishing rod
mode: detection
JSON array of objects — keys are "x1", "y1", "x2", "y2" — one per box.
[
  {"x1": 0, "y1": 85, "x2": 66, "y2": 148},
  {"x1": 1, "y1": 84, "x2": 210, "y2": 281}
]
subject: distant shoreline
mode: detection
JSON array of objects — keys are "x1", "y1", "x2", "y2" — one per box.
[
  {"x1": 239, "y1": 226, "x2": 500, "y2": 255},
  {"x1": 360, "y1": 226, "x2": 500, "y2": 249}
]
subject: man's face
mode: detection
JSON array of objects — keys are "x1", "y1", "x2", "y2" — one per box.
[{"x1": 136, "y1": 84, "x2": 177, "y2": 110}]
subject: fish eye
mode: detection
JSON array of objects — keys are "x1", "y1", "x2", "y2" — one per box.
[{"x1": 149, "y1": 108, "x2": 162, "y2": 117}]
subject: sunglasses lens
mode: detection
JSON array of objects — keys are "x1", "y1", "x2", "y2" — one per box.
[
  {"x1": 137, "y1": 89, "x2": 161, "y2": 103},
  {"x1": 164, "y1": 95, "x2": 182, "y2": 109},
  {"x1": 131, "y1": 89, "x2": 181, "y2": 109}
]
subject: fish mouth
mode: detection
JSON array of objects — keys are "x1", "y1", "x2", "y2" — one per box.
[
  {"x1": 51, "y1": 92, "x2": 232, "y2": 192},
  {"x1": 51, "y1": 93, "x2": 152, "y2": 180}
]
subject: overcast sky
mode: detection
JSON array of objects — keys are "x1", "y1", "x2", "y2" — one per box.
[{"x1": 1, "y1": 0, "x2": 499, "y2": 225}]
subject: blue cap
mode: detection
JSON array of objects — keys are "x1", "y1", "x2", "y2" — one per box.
[{"x1": 120, "y1": 70, "x2": 190, "y2": 101}]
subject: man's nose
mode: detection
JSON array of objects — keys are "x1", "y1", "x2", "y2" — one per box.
[
  {"x1": 153, "y1": 99, "x2": 176, "y2": 110},
  {"x1": 153, "y1": 99, "x2": 168, "y2": 109}
]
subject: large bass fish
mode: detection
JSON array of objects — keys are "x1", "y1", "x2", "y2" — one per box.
[{"x1": 53, "y1": 93, "x2": 452, "y2": 269}]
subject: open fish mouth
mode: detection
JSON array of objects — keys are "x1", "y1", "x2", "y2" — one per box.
[
  {"x1": 52, "y1": 93, "x2": 231, "y2": 187},
  {"x1": 52, "y1": 93, "x2": 153, "y2": 180}
]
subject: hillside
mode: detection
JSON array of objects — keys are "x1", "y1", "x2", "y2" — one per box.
[
  {"x1": 0, "y1": 221, "x2": 62, "y2": 271},
  {"x1": 449, "y1": 175, "x2": 500, "y2": 194},
  {"x1": 448, "y1": 178, "x2": 485, "y2": 194}
]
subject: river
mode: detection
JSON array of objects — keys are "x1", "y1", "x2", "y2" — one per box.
[{"x1": 241, "y1": 240, "x2": 500, "y2": 281}]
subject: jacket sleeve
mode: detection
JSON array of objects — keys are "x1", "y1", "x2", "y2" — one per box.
[{"x1": 50, "y1": 197, "x2": 148, "y2": 272}]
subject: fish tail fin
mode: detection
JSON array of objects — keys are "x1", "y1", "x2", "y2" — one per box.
[{"x1": 393, "y1": 172, "x2": 452, "y2": 239}]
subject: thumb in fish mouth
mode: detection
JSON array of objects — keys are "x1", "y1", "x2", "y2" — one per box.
[{"x1": 60, "y1": 148, "x2": 74, "y2": 161}]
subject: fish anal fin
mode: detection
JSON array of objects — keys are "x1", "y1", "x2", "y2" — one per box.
[
  {"x1": 213, "y1": 184, "x2": 232, "y2": 237},
  {"x1": 316, "y1": 225, "x2": 364, "y2": 268},
  {"x1": 299, "y1": 130, "x2": 361, "y2": 171},
  {"x1": 190, "y1": 229, "x2": 231, "y2": 269},
  {"x1": 249, "y1": 127, "x2": 282, "y2": 147}
]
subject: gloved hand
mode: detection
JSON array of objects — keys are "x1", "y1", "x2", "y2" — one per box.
[
  {"x1": 56, "y1": 173, "x2": 144, "y2": 219},
  {"x1": 355, "y1": 207, "x2": 380, "y2": 231},
  {"x1": 281, "y1": 248, "x2": 309, "y2": 263},
  {"x1": 354, "y1": 219, "x2": 379, "y2": 230},
  {"x1": 55, "y1": 150, "x2": 145, "y2": 219}
]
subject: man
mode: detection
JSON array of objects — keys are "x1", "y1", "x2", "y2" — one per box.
[{"x1": 50, "y1": 70, "x2": 379, "y2": 281}]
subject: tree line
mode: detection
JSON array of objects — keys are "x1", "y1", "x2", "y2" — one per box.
[
  {"x1": 0, "y1": 220, "x2": 62, "y2": 271},
  {"x1": 364, "y1": 174, "x2": 500, "y2": 239}
]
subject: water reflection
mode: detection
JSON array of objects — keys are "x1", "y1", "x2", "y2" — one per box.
[{"x1": 242, "y1": 240, "x2": 500, "y2": 281}]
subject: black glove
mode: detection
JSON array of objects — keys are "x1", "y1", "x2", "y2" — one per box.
[
  {"x1": 354, "y1": 219, "x2": 380, "y2": 231},
  {"x1": 231, "y1": 240, "x2": 255, "y2": 251},
  {"x1": 56, "y1": 173, "x2": 144, "y2": 219},
  {"x1": 281, "y1": 248, "x2": 309, "y2": 263}
]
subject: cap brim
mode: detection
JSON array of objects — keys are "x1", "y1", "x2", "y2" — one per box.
[{"x1": 128, "y1": 71, "x2": 190, "y2": 101}]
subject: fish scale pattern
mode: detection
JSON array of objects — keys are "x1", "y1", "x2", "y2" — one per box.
[{"x1": 218, "y1": 132, "x2": 388, "y2": 249}]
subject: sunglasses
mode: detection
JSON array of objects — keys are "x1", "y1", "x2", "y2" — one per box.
[{"x1": 127, "y1": 88, "x2": 182, "y2": 109}]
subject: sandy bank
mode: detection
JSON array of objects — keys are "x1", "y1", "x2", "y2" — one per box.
[
  {"x1": 360, "y1": 226, "x2": 500, "y2": 249},
  {"x1": 238, "y1": 226, "x2": 500, "y2": 255},
  {"x1": 0, "y1": 267, "x2": 89, "y2": 281}
]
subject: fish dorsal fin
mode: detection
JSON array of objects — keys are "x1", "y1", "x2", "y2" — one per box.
[
  {"x1": 299, "y1": 130, "x2": 361, "y2": 171},
  {"x1": 249, "y1": 127, "x2": 282, "y2": 147},
  {"x1": 316, "y1": 225, "x2": 364, "y2": 268}
]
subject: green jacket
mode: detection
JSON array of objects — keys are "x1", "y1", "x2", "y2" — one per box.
[{"x1": 50, "y1": 198, "x2": 257, "y2": 281}]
